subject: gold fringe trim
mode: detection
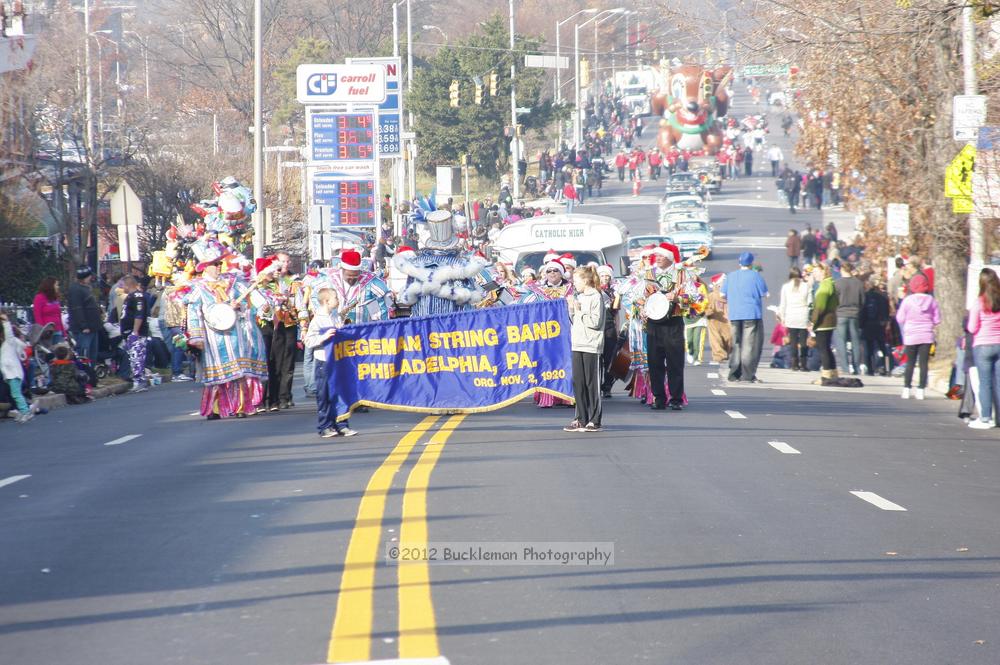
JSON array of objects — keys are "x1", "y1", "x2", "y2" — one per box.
[{"x1": 335, "y1": 387, "x2": 575, "y2": 422}]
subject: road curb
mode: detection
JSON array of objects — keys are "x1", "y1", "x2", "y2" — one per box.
[{"x1": 1, "y1": 380, "x2": 131, "y2": 417}]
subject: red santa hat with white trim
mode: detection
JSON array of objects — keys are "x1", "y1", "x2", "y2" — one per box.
[
  {"x1": 339, "y1": 249, "x2": 363, "y2": 270},
  {"x1": 653, "y1": 242, "x2": 681, "y2": 264},
  {"x1": 543, "y1": 249, "x2": 560, "y2": 264},
  {"x1": 396, "y1": 245, "x2": 416, "y2": 259},
  {"x1": 559, "y1": 253, "x2": 578, "y2": 270},
  {"x1": 543, "y1": 257, "x2": 565, "y2": 275}
]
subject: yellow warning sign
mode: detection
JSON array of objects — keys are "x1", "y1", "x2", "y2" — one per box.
[
  {"x1": 953, "y1": 196, "x2": 974, "y2": 214},
  {"x1": 945, "y1": 144, "x2": 976, "y2": 198}
]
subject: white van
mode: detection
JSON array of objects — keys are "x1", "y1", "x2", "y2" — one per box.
[{"x1": 493, "y1": 214, "x2": 630, "y2": 276}]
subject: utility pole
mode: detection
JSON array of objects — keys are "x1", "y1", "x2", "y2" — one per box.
[
  {"x1": 963, "y1": 5, "x2": 985, "y2": 269},
  {"x1": 509, "y1": 0, "x2": 520, "y2": 199},
  {"x1": 252, "y1": 0, "x2": 264, "y2": 259}
]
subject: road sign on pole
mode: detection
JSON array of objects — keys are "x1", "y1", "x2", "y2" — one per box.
[
  {"x1": 953, "y1": 94, "x2": 987, "y2": 141},
  {"x1": 885, "y1": 203, "x2": 910, "y2": 237},
  {"x1": 945, "y1": 144, "x2": 976, "y2": 198},
  {"x1": 741, "y1": 64, "x2": 790, "y2": 78}
]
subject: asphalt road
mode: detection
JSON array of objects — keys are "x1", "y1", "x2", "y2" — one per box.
[{"x1": 2, "y1": 99, "x2": 999, "y2": 665}]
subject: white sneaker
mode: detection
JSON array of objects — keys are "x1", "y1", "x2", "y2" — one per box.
[
  {"x1": 16, "y1": 411, "x2": 34, "y2": 424},
  {"x1": 686, "y1": 354, "x2": 695, "y2": 364},
  {"x1": 901, "y1": 388, "x2": 911, "y2": 400},
  {"x1": 171, "y1": 374, "x2": 194, "y2": 382},
  {"x1": 915, "y1": 388, "x2": 925, "y2": 400},
  {"x1": 969, "y1": 419, "x2": 994, "y2": 429},
  {"x1": 859, "y1": 364, "x2": 868, "y2": 375}
]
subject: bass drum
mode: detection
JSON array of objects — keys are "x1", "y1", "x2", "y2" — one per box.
[
  {"x1": 643, "y1": 292, "x2": 671, "y2": 321},
  {"x1": 610, "y1": 336, "x2": 632, "y2": 382}
]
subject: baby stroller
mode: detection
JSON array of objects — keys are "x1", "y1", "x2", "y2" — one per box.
[{"x1": 28, "y1": 322, "x2": 57, "y2": 393}]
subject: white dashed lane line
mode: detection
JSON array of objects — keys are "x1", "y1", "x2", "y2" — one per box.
[
  {"x1": 724, "y1": 410, "x2": 746, "y2": 420},
  {"x1": 0, "y1": 475, "x2": 30, "y2": 490},
  {"x1": 707, "y1": 372, "x2": 720, "y2": 379},
  {"x1": 711, "y1": 389, "x2": 727, "y2": 396},
  {"x1": 850, "y1": 491, "x2": 907, "y2": 512},
  {"x1": 768, "y1": 441, "x2": 801, "y2": 454},
  {"x1": 104, "y1": 434, "x2": 142, "y2": 447}
]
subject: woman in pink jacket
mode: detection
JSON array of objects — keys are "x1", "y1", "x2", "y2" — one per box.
[
  {"x1": 894, "y1": 273, "x2": 940, "y2": 400},
  {"x1": 967, "y1": 269, "x2": 1000, "y2": 429},
  {"x1": 32, "y1": 277, "x2": 65, "y2": 344}
]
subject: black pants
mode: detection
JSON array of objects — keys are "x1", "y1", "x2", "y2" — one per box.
[
  {"x1": 600, "y1": 331, "x2": 624, "y2": 393},
  {"x1": 266, "y1": 322, "x2": 298, "y2": 406},
  {"x1": 788, "y1": 328, "x2": 808, "y2": 369},
  {"x1": 646, "y1": 317, "x2": 685, "y2": 406},
  {"x1": 572, "y1": 351, "x2": 602, "y2": 426},
  {"x1": 815, "y1": 329, "x2": 836, "y2": 370},
  {"x1": 618, "y1": 166, "x2": 625, "y2": 181},
  {"x1": 904, "y1": 343, "x2": 931, "y2": 389}
]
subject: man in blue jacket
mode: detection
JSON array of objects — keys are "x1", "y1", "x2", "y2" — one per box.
[{"x1": 721, "y1": 252, "x2": 769, "y2": 383}]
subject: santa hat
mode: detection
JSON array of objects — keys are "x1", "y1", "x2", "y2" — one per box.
[
  {"x1": 560, "y1": 253, "x2": 578, "y2": 270},
  {"x1": 543, "y1": 249, "x2": 560, "y2": 264},
  {"x1": 340, "y1": 249, "x2": 362, "y2": 271},
  {"x1": 710, "y1": 273, "x2": 725, "y2": 285},
  {"x1": 255, "y1": 255, "x2": 276, "y2": 275},
  {"x1": 543, "y1": 258, "x2": 565, "y2": 274},
  {"x1": 596, "y1": 264, "x2": 614, "y2": 279},
  {"x1": 639, "y1": 244, "x2": 657, "y2": 257},
  {"x1": 396, "y1": 245, "x2": 416, "y2": 259},
  {"x1": 653, "y1": 242, "x2": 681, "y2": 264}
]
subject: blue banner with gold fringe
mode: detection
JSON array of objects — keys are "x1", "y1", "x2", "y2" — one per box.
[{"x1": 326, "y1": 300, "x2": 574, "y2": 417}]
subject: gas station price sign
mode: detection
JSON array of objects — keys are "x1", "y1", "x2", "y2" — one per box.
[
  {"x1": 312, "y1": 176, "x2": 378, "y2": 226},
  {"x1": 308, "y1": 112, "x2": 376, "y2": 162}
]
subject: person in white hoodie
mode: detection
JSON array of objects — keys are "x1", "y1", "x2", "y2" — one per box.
[
  {"x1": 1, "y1": 313, "x2": 35, "y2": 424},
  {"x1": 778, "y1": 267, "x2": 813, "y2": 371},
  {"x1": 564, "y1": 266, "x2": 606, "y2": 433}
]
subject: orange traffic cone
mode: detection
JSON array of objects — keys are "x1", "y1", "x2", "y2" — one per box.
[{"x1": 632, "y1": 178, "x2": 642, "y2": 197}]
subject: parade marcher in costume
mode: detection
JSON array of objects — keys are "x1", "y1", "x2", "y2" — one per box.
[
  {"x1": 705, "y1": 273, "x2": 732, "y2": 364},
  {"x1": 185, "y1": 240, "x2": 268, "y2": 420},
  {"x1": 644, "y1": 243, "x2": 688, "y2": 410},
  {"x1": 393, "y1": 210, "x2": 487, "y2": 317},
  {"x1": 296, "y1": 260, "x2": 327, "y2": 398},
  {"x1": 616, "y1": 252, "x2": 653, "y2": 403},
  {"x1": 328, "y1": 249, "x2": 392, "y2": 323},
  {"x1": 258, "y1": 252, "x2": 301, "y2": 411},
  {"x1": 684, "y1": 276, "x2": 710, "y2": 365},
  {"x1": 523, "y1": 258, "x2": 575, "y2": 408},
  {"x1": 120, "y1": 275, "x2": 151, "y2": 393},
  {"x1": 596, "y1": 264, "x2": 622, "y2": 397}
]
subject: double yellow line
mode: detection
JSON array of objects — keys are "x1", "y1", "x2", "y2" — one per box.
[{"x1": 327, "y1": 414, "x2": 465, "y2": 663}]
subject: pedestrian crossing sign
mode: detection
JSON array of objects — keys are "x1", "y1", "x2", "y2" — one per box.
[
  {"x1": 945, "y1": 144, "x2": 975, "y2": 198},
  {"x1": 953, "y1": 195, "x2": 974, "y2": 214}
]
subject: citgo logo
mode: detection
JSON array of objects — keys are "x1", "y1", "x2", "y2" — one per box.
[{"x1": 306, "y1": 73, "x2": 338, "y2": 96}]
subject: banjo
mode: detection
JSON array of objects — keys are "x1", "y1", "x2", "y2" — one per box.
[
  {"x1": 641, "y1": 246, "x2": 710, "y2": 322},
  {"x1": 205, "y1": 267, "x2": 278, "y2": 331}
]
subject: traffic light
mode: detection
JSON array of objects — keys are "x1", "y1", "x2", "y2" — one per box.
[
  {"x1": 580, "y1": 59, "x2": 590, "y2": 87},
  {"x1": 489, "y1": 71, "x2": 498, "y2": 96},
  {"x1": 449, "y1": 79, "x2": 460, "y2": 108},
  {"x1": 475, "y1": 81, "x2": 484, "y2": 105}
]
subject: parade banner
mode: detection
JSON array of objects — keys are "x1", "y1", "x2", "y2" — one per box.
[{"x1": 326, "y1": 300, "x2": 574, "y2": 417}]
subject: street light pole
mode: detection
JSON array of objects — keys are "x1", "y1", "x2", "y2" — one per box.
[
  {"x1": 510, "y1": 0, "x2": 519, "y2": 199},
  {"x1": 574, "y1": 9, "x2": 624, "y2": 148},
  {"x1": 963, "y1": 5, "x2": 985, "y2": 269},
  {"x1": 555, "y1": 10, "x2": 598, "y2": 150},
  {"x1": 83, "y1": 0, "x2": 93, "y2": 155},
  {"x1": 252, "y1": 0, "x2": 264, "y2": 259},
  {"x1": 406, "y1": 0, "x2": 415, "y2": 202}
]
